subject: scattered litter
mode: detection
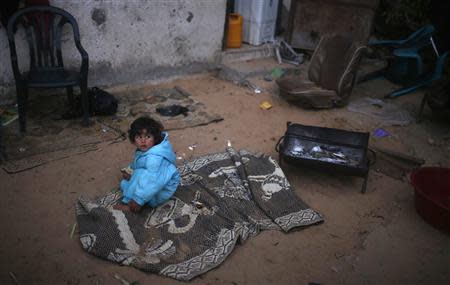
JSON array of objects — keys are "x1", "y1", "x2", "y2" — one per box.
[
  {"x1": 292, "y1": 145, "x2": 304, "y2": 154},
  {"x1": 18, "y1": 147, "x2": 26, "y2": 153},
  {"x1": 9, "y1": 272, "x2": 19, "y2": 285},
  {"x1": 227, "y1": 140, "x2": 232, "y2": 147},
  {"x1": 347, "y1": 97, "x2": 414, "y2": 126},
  {"x1": 373, "y1": 128, "x2": 390, "y2": 138},
  {"x1": 271, "y1": 67, "x2": 284, "y2": 79},
  {"x1": 70, "y1": 222, "x2": 77, "y2": 239},
  {"x1": 113, "y1": 273, "x2": 139, "y2": 285},
  {"x1": 264, "y1": 67, "x2": 285, "y2": 82},
  {"x1": 188, "y1": 144, "x2": 197, "y2": 151},
  {"x1": 215, "y1": 65, "x2": 263, "y2": 94},
  {"x1": 306, "y1": 145, "x2": 356, "y2": 165},
  {"x1": 0, "y1": 105, "x2": 19, "y2": 127},
  {"x1": 331, "y1": 266, "x2": 339, "y2": 273},
  {"x1": 177, "y1": 156, "x2": 183, "y2": 160},
  {"x1": 274, "y1": 39, "x2": 304, "y2": 65},
  {"x1": 259, "y1": 101, "x2": 273, "y2": 110},
  {"x1": 101, "y1": 127, "x2": 109, "y2": 133}
]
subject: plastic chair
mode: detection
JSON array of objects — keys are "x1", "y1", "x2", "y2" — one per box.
[
  {"x1": 369, "y1": 24, "x2": 435, "y2": 48},
  {"x1": 392, "y1": 51, "x2": 448, "y2": 98},
  {"x1": 6, "y1": 5, "x2": 89, "y2": 132},
  {"x1": 370, "y1": 25, "x2": 435, "y2": 81},
  {"x1": 276, "y1": 35, "x2": 367, "y2": 108},
  {"x1": 361, "y1": 25, "x2": 448, "y2": 98}
]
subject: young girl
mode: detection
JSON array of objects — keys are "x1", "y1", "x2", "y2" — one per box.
[{"x1": 114, "y1": 116, "x2": 180, "y2": 212}]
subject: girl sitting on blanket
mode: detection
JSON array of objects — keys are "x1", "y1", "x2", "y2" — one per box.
[{"x1": 113, "y1": 116, "x2": 180, "y2": 212}]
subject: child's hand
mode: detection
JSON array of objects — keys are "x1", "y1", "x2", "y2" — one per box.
[
  {"x1": 129, "y1": 200, "x2": 142, "y2": 213},
  {"x1": 121, "y1": 167, "x2": 133, "y2": 181},
  {"x1": 121, "y1": 170, "x2": 131, "y2": 181}
]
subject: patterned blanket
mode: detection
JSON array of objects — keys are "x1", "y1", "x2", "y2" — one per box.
[{"x1": 76, "y1": 148, "x2": 323, "y2": 281}]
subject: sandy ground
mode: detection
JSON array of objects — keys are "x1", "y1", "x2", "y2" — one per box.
[{"x1": 1, "y1": 58, "x2": 449, "y2": 285}]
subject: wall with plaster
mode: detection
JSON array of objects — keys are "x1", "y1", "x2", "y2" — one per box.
[{"x1": 0, "y1": 0, "x2": 226, "y2": 103}]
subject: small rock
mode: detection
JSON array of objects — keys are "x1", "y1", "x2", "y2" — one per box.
[{"x1": 428, "y1": 138, "x2": 435, "y2": 145}]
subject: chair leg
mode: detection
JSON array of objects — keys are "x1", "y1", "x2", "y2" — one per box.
[
  {"x1": 66, "y1": 86, "x2": 75, "y2": 109},
  {"x1": 80, "y1": 82, "x2": 90, "y2": 126},
  {"x1": 385, "y1": 81, "x2": 427, "y2": 98},
  {"x1": 16, "y1": 86, "x2": 28, "y2": 133}
]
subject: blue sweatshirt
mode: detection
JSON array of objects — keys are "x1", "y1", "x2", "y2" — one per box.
[{"x1": 120, "y1": 132, "x2": 180, "y2": 207}]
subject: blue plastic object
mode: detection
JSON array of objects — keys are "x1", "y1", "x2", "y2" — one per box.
[
  {"x1": 388, "y1": 52, "x2": 448, "y2": 98},
  {"x1": 372, "y1": 25, "x2": 436, "y2": 84},
  {"x1": 360, "y1": 25, "x2": 436, "y2": 85},
  {"x1": 369, "y1": 25, "x2": 435, "y2": 49},
  {"x1": 365, "y1": 25, "x2": 448, "y2": 98}
]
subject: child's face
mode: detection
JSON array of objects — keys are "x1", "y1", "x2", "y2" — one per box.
[{"x1": 134, "y1": 129, "x2": 155, "y2": 152}]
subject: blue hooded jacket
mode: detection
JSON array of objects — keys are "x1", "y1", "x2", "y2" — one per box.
[{"x1": 120, "y1": 132, "x2": 180, "y2": 207}]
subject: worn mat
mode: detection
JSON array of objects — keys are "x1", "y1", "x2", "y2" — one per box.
[
  {"x1": 1, "y1": 92, "x2": 122, "y2": 173},
  {"x1": 76, "y1": 147, "x2": 323, "y2": 281},
  {"x1": 108, "y1": 86, "x2": 223, "y2": 132},
  {"x1": 1, "y1": 86, "x2": 222, "y2": 173}
]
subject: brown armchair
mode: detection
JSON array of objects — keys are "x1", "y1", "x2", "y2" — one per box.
[{"x1": 277, "y1": 35, "x2": 367, "y2": 108}]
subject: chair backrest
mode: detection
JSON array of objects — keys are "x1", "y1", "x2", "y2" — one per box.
[
  {"x1": 398, "y1": 24, "x2": 435, "y2": 49},
  {"x1": 308, "y1": 34, "x2": 366, "y2": 103},
  {"x1": 7, "y1": 5, "x2": 83, "y2": 74}
]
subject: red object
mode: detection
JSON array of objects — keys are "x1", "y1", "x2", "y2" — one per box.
[{"x1": 410, "y1": 167, "x2": 450, "y2": 233}]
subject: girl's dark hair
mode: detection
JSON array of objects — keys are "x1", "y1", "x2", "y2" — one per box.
[{"x1": 128, "y1": 116, "x2": 164, "y2": 145}]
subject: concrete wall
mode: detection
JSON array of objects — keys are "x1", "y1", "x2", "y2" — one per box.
[{"x1": 0, "y1": 0, "x2": 226, "y2": 103}]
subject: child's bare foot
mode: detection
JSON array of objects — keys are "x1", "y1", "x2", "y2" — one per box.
[{"x1": 113, "y1": 203, "x2": 130, "y2": 211}]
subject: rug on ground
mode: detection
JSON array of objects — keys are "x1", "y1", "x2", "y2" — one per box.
[{"x1": 76, "y1": 147, "x2": 323, "y2": 281}]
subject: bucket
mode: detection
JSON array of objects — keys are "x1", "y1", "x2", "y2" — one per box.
[
  {"x1": 410, "y1": 167, "x2": 450, "y2": 233},
  {"x1": 227, "y1": 13, "x2": 243, "y2": 48}
]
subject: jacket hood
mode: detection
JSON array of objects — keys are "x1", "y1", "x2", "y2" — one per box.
[{"x1": 137, "y1": 132, "x2": 176, "y2": 164}]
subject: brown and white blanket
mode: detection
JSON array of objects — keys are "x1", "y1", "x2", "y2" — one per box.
[{"x1": 76, "y1": 147, "x2": 323, "y2": 281}]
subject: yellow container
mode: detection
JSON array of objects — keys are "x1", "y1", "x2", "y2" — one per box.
[{"x1": 227, "y1": 13, "x2": 243, "y2": 48}]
